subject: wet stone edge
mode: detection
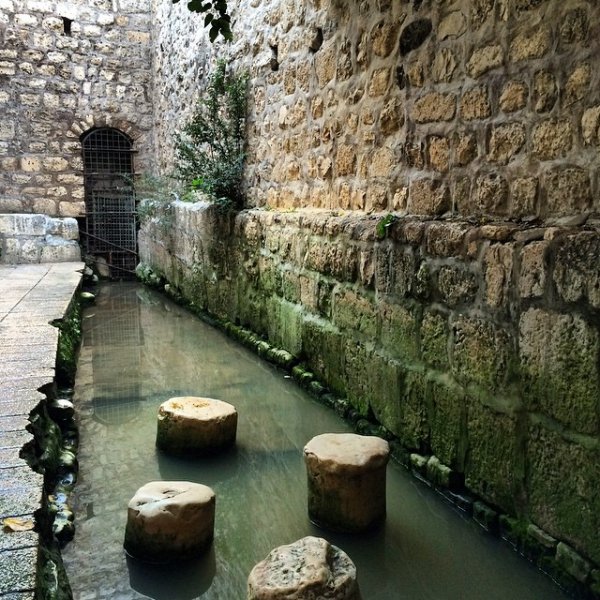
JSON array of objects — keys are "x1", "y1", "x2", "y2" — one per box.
[
  {"x1": 20, "y1": 291, "x2": 87, "y2": 600},
  {"x1": 137, "y1": 265, "x2": 599, "y2": 600}
]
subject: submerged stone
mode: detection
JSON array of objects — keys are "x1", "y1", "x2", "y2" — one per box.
[
  {"x1": 156, "y1": 396, "x2": 238, "y2": 455},
  {"x1": 247, "y1": 536, "x2": 361, "y2": 600},
  {"x1": 124, "y1": 481, "x2": 215, "y2": 563}
]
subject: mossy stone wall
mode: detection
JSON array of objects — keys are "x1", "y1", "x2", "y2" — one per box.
[{"x1": 139, "y1": 202, "x2": 600, "y2": 576}]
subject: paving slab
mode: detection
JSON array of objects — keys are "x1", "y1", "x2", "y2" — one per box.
[{"x1": 0, "y1": 262, "x2": 83, "y2": 598}]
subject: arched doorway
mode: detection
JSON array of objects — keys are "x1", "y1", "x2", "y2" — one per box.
[{"x1": 81, "y1": 128, "x2": 137, "y2": 278}]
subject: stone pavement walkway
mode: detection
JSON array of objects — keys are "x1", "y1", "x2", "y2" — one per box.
[{"x1": 0, "y1": 262, "x2": 83, "y2": 599}]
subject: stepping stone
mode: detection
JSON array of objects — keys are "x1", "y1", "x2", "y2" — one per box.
[
  {"x1": 124, "y1": 480, "x2": 215, "y2": 563},
  {"x1": 303, "y1": 433, "x2": 390, "y2": 533},
  {"x1": 156, "y1": 396, "x2": 237, "y2": 455},
  {"x1": 247, "y1": 536, "x2": 361, "y2": 600}
]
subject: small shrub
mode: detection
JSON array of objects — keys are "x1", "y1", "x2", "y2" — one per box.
[
  {"x1": 134, "y1": 174, "x2": 181, "y2": 233},
  {"x1": 174, "y1": 60, "x2": 249, "y2": 210}
]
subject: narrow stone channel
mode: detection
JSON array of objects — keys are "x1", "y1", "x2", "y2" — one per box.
[{"x1": 62, "y1": 282, "x2": 569, "y2": 600}]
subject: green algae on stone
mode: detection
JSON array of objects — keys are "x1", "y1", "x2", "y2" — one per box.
[
  {"x1": 420, "y1": 310, "x2": 450, "y2": 370},
  {"x1": 519, "y1": 308, "x2": 599, "y2": 434},
  {"x1": 428, "y1": 379, "x2": 467, "y2": 471},
  {"x1": 451, "y1": 315, "x2": 516, "y2": 395},
  {"x1": 465, "y1": 399, "x2": 521, "y2": 513},
  {"x1": 53, "y1": 298, "x2": 81, "y2": 387},
  {"x1": 379, "y1": 301, "x2": 420, "y2": 363},
  {"x1": 526, "y1": 423, "x2": 600, "y2": 564}
]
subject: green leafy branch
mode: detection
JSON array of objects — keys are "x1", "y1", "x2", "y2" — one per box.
[{"x1": 172, "y1": 0, "x2": 232, "y2": 42}]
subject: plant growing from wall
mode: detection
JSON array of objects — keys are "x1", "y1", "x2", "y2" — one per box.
[
  {"x1": 174, "y1": 59, "x2": 249, "y2": 210},
  {"x1": 134, "y1": 174, "x2": 182, "y2": 233},
  {"x1": 172, "y1": 0, "x2": 232, "y2": 41}
]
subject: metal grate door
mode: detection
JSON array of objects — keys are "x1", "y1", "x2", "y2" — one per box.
[{"x1": 81, "y1": 128, "x2": 137, "y2": 278}]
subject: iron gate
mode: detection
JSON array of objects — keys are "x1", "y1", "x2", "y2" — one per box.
[{"x1": 81, "y1": 128, "x2": 137, "y2": 278}]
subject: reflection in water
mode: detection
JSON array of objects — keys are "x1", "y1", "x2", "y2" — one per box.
[{"x1": 63, "y1": 283, "x2": 568, "y2": 600}]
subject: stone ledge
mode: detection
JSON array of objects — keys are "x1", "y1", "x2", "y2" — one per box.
[{"x1": 0, "y1": 214, "x2": 81, "y2": 265}]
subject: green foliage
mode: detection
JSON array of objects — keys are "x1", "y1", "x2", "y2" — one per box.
[
  {"x1": 135, "y1": 174, "x2": 182, "y2": 232},
  {"x1": 175, "y1": 60, "x2": 249, "y2": 210},
  {"x1": 53, "y1": 299, "x2": 81, "y2": 387},
  {"x1": 376, "y1": 213, "x2": 397, "y2": 239},
  {"x1": 172, "y1": 0, "x2": 232, "y2": 42}
]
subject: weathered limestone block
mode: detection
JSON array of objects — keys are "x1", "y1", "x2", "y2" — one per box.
[
  {"x1": 412, "y1": 92, "x2": 456, "y2": 123},
  {"x1": 428, "y1": 136, "x2": 449, "y2": 172},
  {"x1": 544, "y1": 167, "x2": 591, "y2": 216},
  {"x1": 483, "y1": 242, "x2": 514, "y2": 309},
  {"x1": 475, "y1": 173, "x2": 508, "y2": 215},
  {"x1": 408, "y1": 178, "x2": 450, "y2": 216},
  {"x1": 247, "y1": 536, "x2": 361, "y2": 600},
  {"x1": 437, "y1": 264, "x2": 478, "y2": 307},
  {"x1": 429, "y1": 381, "x2": 466, "y2": 470},
  {"x1": 533, "y1": 70, "x2": 558, "y2": 113},
  {"x1": 553, "y1": 232, "x2": 600, "y2": 309},
  {"x1": 487, "y1": 122, "x2": 526, "y2": 164},
  {"x1": 519, "y1": 308, "x2": 599, "y2": 434},
  {"x1": 510, "y1": 26, "x2": 551, "y2": 62},
  {"x1": 564, "y1": 63, "x2": 591, "y2": 107},
  {"x1": 452, "y1": 316, "x2": 513, "y2": 393},
  {"x1": 465, "y1": 400, "x2": 518, "y2": 511},
  {"x1": 518, "y1": 241, "x2": 546, "y2": 298},
  {"x1": 510, "y1": 177, "x2": 538, "y2": 218},
  {"x1": 433, "y1": 50, "x2": 457, "y2": 86},
  {"x1": 304, "y1": 433, "x2": 389, "y2": 532},
  {"x1": 467, "y1": 44, "x2": 503, "y2": 78},
  {"x1": 499, "y1": 81, "x2": 527, "y2": 113},
  {"x1": 156, "y1": 396, "x2": 238, "y2": 455},
  {"x1": 527, "y1": 423, "x2": 600, "y2": 564},
  {"x1": 460, "y1": 86, "x2": 491, "y2": 121},
  {"x1": 124, "y1": 481, "x2": 215, "y2": 563},
  {"x1": 532, "y1": 119, "x2": 573, "y2": 161}
]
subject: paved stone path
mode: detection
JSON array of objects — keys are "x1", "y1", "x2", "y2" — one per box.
[{"x1": 0, "y1": 262, "x2": 83, "y2": 599}]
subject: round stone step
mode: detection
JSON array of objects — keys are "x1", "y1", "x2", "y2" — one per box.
[
  {"x1": 304, "y1": 432, "x2": 390, "y2": 532},
  {"x1": 124, "y1": 480, "x2": 215, "y2": 563},
  {"x1": 247, "y1": 536, "x2": 361, "y2": 600},
  {"x1": 156, "y1": 396, "x2": 238, "y2": 455}
]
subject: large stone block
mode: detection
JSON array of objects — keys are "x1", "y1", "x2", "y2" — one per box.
[
  {"x1": 248, "y1": 536, "x2": 360, "y2": 600},
  {"x1": 379, "y1": 301, "x2": 419, "y2": 363},
  {"x1": 483, "y1": 243, "x2": 514, "y2": 309},
  {"x1": 267, "y1": 297, "x2": 302, "y2": 356},
  {"x1": 527, "y1": 424, "x2": 600, "y2": 564},
  {"x1": 301, "y1": 318, "x2": 346, "y2": 396},
  {"x1": 156, "y1": 397, "x2": 238, "y2": 455},
  {"x1": 553, "y1": 232, "x2": 600, "y2": 309},
  {"x1": 519, "y1": 308, "x2": 599, "y2": 434},
  {"x1": 452, "y1": 316, "x2": 515, "y2": 394},
  {"x1": 429, "y1": 380, "x2": 467, "y2": 471},
  {"x1": 332, "y1": 288, "x2": 377, "y2": 338},
  {"x1": 304, "y1": 433, "x2": 389, "y2": 533},
  {"x1": 436, "y1": 264, "x2": 478, "y2": 307},
  {"x1": 543, "y1": 166, "x2": 591, "y2": 216},
  {"x1": 124, "y1": 481, "x2": 215, "y2": 563},
  {"x1": 408, "y1": 178, "x2": 450, "y2": 216},
  {"x1": 465, "y1": 400, "x2": 520, "y2": 512},
  {"x1": 412, "y1": 92, "x2": 456, "y2": 123},
  {"x1": 420, "y1": 310, "x2": 449, "y2": 370}
]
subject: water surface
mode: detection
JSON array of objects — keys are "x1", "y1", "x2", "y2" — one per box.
[{"x1": 63, "y1": 283, "x2": 568, "y2": 600}]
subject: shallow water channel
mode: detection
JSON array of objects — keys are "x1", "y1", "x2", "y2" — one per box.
[{"x1": 63, "y1": 282, "x2": 568, "y2": 600}]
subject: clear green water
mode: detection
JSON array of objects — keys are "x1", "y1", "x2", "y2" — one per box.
[{"x1": 63, "y1": 283, "x2": 568, "y2": 600}]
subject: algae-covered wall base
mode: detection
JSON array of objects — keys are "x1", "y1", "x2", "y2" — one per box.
[{"x1": 139, "y1": 202, "x2": 600, "y2": 598}]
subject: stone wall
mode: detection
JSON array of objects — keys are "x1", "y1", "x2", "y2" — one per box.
[
  {"x1": 0, "y1": 0, "x2": 154, "y2": 217},
  {"x1": 139, "y1": 203, "x2": 600, "y2": 593},
  {"x1": 152, "y1": 0, "x2": 600, "y2": 221},
  {"x1": 0, "y1": 213, "x2": 80, "y2": 262},
  {"x1": 145, "y1": 0, "x2": 600, "y2": 592}
]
